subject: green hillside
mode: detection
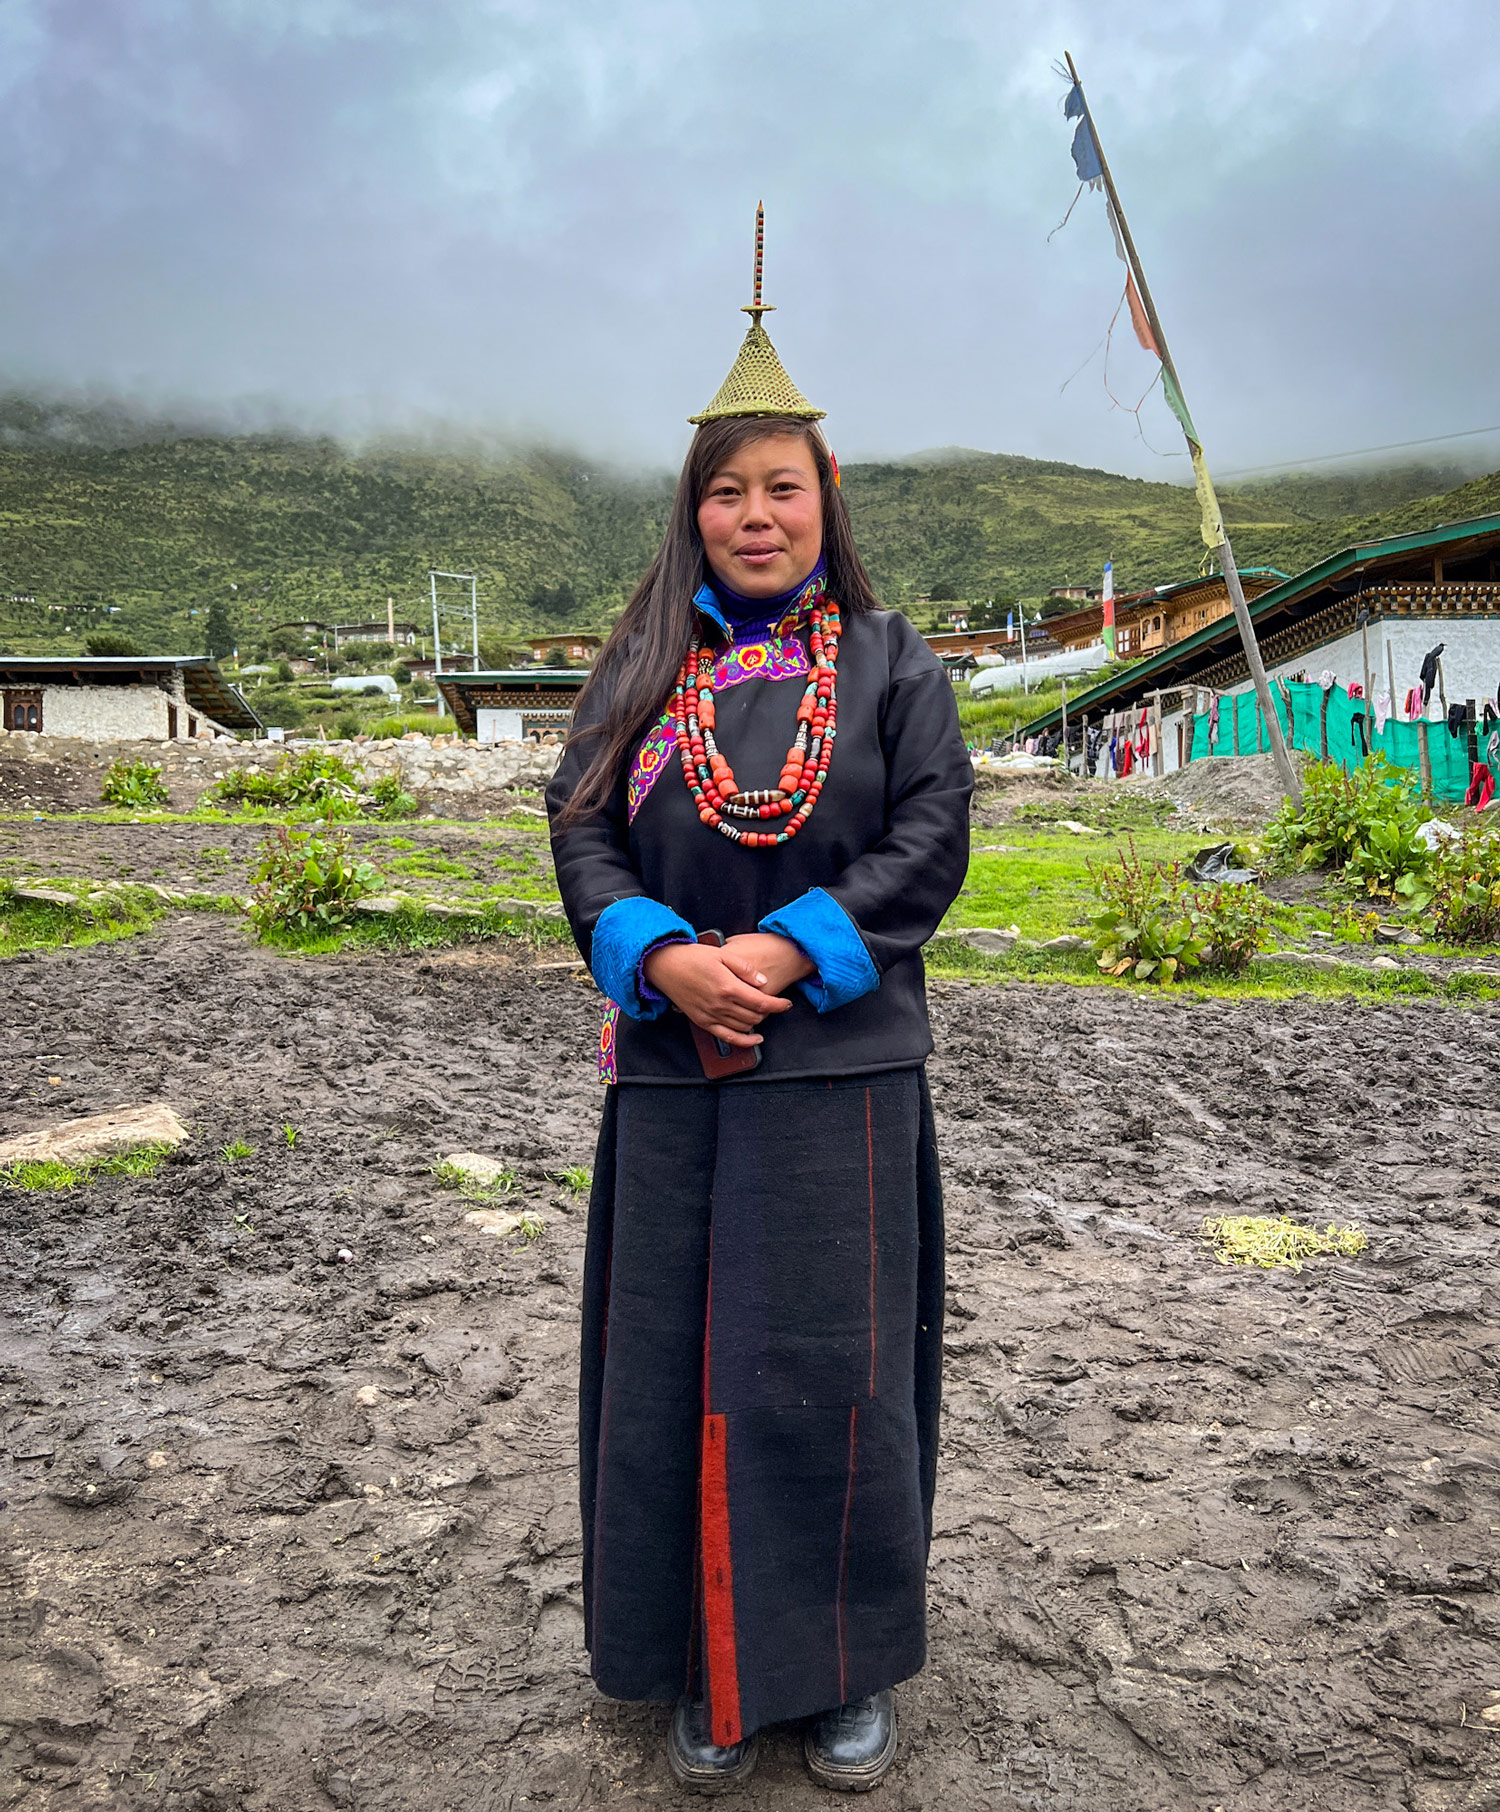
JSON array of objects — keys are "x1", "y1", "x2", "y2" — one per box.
[{"x1": 0, "y1": 395, "x2": 1494, "y2": 658}]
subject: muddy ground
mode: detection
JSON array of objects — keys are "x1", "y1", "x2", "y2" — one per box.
[{"x1": 4, "y1": 915, "x2": 1500, "y2": 1812}]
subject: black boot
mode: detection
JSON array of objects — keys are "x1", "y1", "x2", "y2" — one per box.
[
  {"x1": 804, "y1": 1689, "x2": 897, "y2": 1792},
  {"x1": 667, "y1": 1695, "x2": 759, "y2": 1795}
]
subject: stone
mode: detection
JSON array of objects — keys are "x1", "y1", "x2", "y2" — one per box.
[
  {"x1": 1370, "y1": 955, "x2": 1402, "y2": 971},
  {"x1": 0, "y1": 1102, "x2": 188, "y2": 1166},
  {"x1": 357, "y1": 896, "x2": 405, "y2": 916},
  {"x1": 952, "y1": 926, "x2": 1020, "y2": 955},
  {"x1": 427, "y1": 903, "x2": 479, "y2": 920},
  {"x1": 441, "y1": 1152, "x2": 511, "y2": 1188},
  {"x1": 1040, "y1": 934, "x2": 1092, "y2": 954},
  {"x1": 83, "y1": 891, "x2": 118, "y2": 909},
  {"x1": 1055, "y1": 820, "x2": 1102, "y2": 835},
  {"x1": 463, "y1": 1208, "x2": 525, "y2": 1237},
  {"x1": 495, "y1": 898, "x2": 538, "y2": 921},
  {"x1": 11, "y1": 886, "x2": 78, "y2": 907}
]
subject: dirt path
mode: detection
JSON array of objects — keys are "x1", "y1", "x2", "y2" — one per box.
[{"x1": 3, "y1": 920, "x2": 1500, "y2": 1810}]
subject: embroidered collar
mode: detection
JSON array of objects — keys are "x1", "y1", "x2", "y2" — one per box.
[{"x1": 692, "y1": 558, "x2": 827, "y2": 643}]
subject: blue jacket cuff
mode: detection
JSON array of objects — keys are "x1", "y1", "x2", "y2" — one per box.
[
  {"x1": 759, "y1": 888, "x2": 879, "y2": 1014},
  {"x1": 591, "y1": 896, "x2": 695, "y2": 1020}
]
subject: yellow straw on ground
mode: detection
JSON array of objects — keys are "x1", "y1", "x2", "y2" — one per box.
[{"x1": 1199, "y1": 1214, "x2": 1368, "y2": 1273}]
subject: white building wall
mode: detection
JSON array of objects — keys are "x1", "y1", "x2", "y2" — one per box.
[
  {"x1": 41, "y1": 684, "x2": 172, "y2": 740},
  {"x1": 1226, "y1": 616, "x2": 1500, "y2": 708}
]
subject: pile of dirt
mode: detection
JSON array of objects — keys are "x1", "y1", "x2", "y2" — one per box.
[
  {"x1": 3, "y1": 918, "x2": 1500, "y2": 1809},
  {"x1": 1142, "y1": 753, "x2": 1293, "y2": 827}
]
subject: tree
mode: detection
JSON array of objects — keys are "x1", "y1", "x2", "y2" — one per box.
[
  {"x1": 528, "y1": 580, "x2": 579, "y2": 620},
  {"x1": 85, "y1": 630, "x2": 141, "y2": 656},
  {"x1": 544, "y1": 645, "x2": 570, "y2": 668},
  {"x1": 967, "y1": 595, "x2": 1020, "y2": 632},
  {"x1": 204, "y1": 599, "x2": 237, "y2": 659},
  {"x1": 928, "y1": 581, "x2": 959, "y2": 603}
]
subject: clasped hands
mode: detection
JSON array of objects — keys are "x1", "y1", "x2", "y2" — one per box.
[{"x1": 641, "y1": 932, "x2": 813, "y2": 1050}]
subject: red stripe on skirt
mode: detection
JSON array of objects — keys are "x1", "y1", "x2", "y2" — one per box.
[
  {"x1": 699, "y1": 1413, "x2": 743, "y2": 1746},
  {"x1": 865, "y1": 1089, "x2": 878, "y2": 1398}
]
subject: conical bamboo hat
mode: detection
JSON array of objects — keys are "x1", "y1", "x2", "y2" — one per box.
[{"x1": 688, "y1": 205, "x2": 825, "y2": 425}]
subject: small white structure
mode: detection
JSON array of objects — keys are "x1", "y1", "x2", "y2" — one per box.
[
  {"x1": 331, "y1": 673, "x2": 400, "y2": 697},
  {"x1": 969, "y1": 645, "x2": 1112, "y2": 696},
  {"x1": 0, "y1": 656, "x2": 261, "y2": 740}
]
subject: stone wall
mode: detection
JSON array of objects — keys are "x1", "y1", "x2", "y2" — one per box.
[{"x1": 0, "y1": 730, "x2": 562, "y2": 807}]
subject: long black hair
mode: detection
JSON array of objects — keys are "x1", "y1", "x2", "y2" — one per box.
[{"x1": 554, "y1": 415, "x2": 881, "y2": 830}]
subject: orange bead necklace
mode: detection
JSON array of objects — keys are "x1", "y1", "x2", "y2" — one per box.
[{"x1": 673, "y1": 598, "x2": 841, "y2": 847}]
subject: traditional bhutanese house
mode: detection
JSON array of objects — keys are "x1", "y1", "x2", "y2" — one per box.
[
  {"x1": 1018, "y1": 512, "x2": 1500, "y2": 773},
  {"x1": 1041, "y1": 570, "x2": 1286, "y2": 659},
  {"x1": 526, "y1": 632, "x2": 604, "y2": 664},
  {"x1": 435, "y1": 669, "x2": 589, "y2": 742},
  {"x1": 923, "y1": 626, "x2": 1061, "y2": 681},
  {"x1": 335, "y1": 619, "x2": 420, "y2": 648},
  {"x1": 0, "y1": 655, "x2": 261, "y2": 740}
]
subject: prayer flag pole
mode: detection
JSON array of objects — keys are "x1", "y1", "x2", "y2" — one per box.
[{"x1": 1063, "y1": 52, "x2": 1302, "y2": 807}]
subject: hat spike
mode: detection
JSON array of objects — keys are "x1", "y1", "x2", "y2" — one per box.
[{"x1": 688, "y1": 203, "x2": 823, "y2": 425}]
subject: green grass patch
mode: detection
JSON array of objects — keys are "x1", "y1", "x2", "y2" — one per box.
[
  {"x1": 1, "y1": 1142, "x2": 175, "y2": 1191},
  {"x1": 944, "y1": 828, "x2": 1206, "y2": 941},
  {"x1": 0, "y1": 885, "x2": 162, "y2": 959},
  {"x1": 386, "y1": 853, "x2": 475, "y2": 880},
  {"x1": 252, "y1": 897, "x2": 572, "y2": 956}
]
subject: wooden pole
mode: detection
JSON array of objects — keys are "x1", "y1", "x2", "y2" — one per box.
[
  {"x1": 1319, "y1": 687, "x2": 1330, "y2": 762},
  {"x1": 1061, "y1": 679, "x2": 1069, "y2": 771},
  {"x1": 1151, "y1": 694, "x2": 1163, "y2": 776},
  {"x1": 1064, "y1": 53, "x2": 1301, "y2": 810},
  {"x1": 1386, "y1": 635, "x2": 1398, "y2": 724},
  {"x1": 1417, "y1": 719, "x2": 1432, "y2": 795},
  {"x1": 1181, "y1": 688, "x2": 1196, "y2": 769}
]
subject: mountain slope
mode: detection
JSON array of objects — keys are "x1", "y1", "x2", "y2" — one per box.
[{"x1": 0, "y1": 397, "x2": 1493, "y2": 656}]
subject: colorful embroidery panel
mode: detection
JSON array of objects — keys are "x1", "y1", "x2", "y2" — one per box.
[
  {"x1": 598, "y1": 1001, "x2": 619, "y2": 1084},
  {"x1": 626, "y1": 633, "x2": 811, "y2": 822}
]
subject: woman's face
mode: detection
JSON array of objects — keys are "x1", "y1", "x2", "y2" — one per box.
[{"x1": 696, "y1": 433, "x2": 823, "y2": 598}]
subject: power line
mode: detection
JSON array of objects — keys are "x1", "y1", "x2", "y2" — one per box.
[{"x1": 1219, "y1": 423, "x2": 1500, "y2": 482}]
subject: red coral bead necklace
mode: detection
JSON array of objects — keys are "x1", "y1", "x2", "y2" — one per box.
[{"x1": 673, "y1": 597, "x2": 841, "y2": 847}]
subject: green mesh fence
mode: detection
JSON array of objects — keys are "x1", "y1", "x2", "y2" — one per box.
[{"x1": 1189, "y1": 681, "x2": 1476, "y2": 801}]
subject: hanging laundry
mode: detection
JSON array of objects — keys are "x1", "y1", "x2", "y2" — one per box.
[
  {"x1": 1347, "y1": 681, "x2": 1365, "y2": 700},
  {"x1": 1418, "y1": 642, "x2": 1446, "y2": 705},
  {"x1": 1374, "y1": 692, "x2": 1391, "y2": 732},
  {"x1": 1351, "y1": 713, "x2": 1368, "y2": 758},
  {"x1": 1403, "y1": 688, "x2": 1423, "y2": 721},
  {"x1": 1448, "y1": 702, "x2": 1469, "y2": 740},
  {"x1": 1208, "y1": 695, "x2": 1220, "y2": 743},
  {"x1": 1318, "y1": 669, "x2": 1336, "y2": 690},
  {"x1": 1465, "y1": 764, "x2": 1496, "y2": 812}
]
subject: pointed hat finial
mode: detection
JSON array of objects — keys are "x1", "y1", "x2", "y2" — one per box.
[{"x1": 688, "y1": 203, "x2": 825, "y2": 425}]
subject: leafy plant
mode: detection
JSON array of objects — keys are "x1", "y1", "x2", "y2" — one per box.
[
  {"x1": 247, "y1": 826, "x2": 377, "y2": 935},
  {"x1": 1190, "y1": 882, "x2": 1275, "y2": 973},
  {"x1": 283, "y1": 1123, "x2": 301, "y2": 1148},
  {"x1": 1428, "y1": 827, "x2": 1500, "y2": 945},
  {"x1": 221, "y1": 1139, "x2": 255, "y2": 1162},
  {"x1": 1344, "y1": 811, "x2": 1436, "y2": 904},
  {"x1": 101, "y1": 758, "x2": 169, "y2": 810},
  {"x1": 212, "y1": 748, "x2": 364, "y2": 816},
  {"x1": 1264, "y1": 755, "x2": 1430, "y2": 883},
  {"x1": 1200, "y1": 1215, "x2": 1368, "y2": 1272},
  {"x1": 1090, "y1": 842, "x2": 1207, "y2": 983},
  {"x1": 432, "y1": 1158, "x2": 517, "y2": 1199},
  {"x1": 370, "y1": 774, "x2": 418, "y2": 820},
  {"x1": 554, "y1": 1164, "x2": 592, "y2": 1193}
]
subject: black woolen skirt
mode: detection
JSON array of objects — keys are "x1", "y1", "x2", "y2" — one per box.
[{"x1": 578, "y1": 1066, "x2": 945, "y2": 1744}]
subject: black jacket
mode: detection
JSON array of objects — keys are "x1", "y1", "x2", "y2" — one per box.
[{"x1": 546, "y1": 602, "x2": 973, "y2": 1082}]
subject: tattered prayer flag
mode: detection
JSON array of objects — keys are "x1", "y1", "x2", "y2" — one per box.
[{"x1": 1102, "y1": 559, "x2": 1116, "y2": 657}]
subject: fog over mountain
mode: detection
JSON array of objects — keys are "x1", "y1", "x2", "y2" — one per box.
[{"x1": 0, "y1": 1, "x2": 1496, "y2": 479}]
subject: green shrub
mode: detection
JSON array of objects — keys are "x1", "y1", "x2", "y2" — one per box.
[
  {"x1": 254, "y1": 688, "x2": 306, "y2": 729},
  {"x1": 101, "y1": 757, "x2": 169, "y2": 809},
  {"x1": 247, "y1": 826, "x2": 377, "y2": 935},
  {"x1": 1428, "y1": 828, "x2": 1500, "y2": 945},
  {"x1": 370, "y1": 774, "x2": 417, "y2": 820},
  {"x1": 335, "y1": 712, "x2": 361, "y2": 740},
  {"x1": 1265, "y1": 756, "x2": 1427, "y2": 875},
  {"x1": 1090, "y1": 843, "x2": 1207, "y2": 983},
  {"x1": 213, "y1": 748, "x2": 364, "y2": 815},
  {"x1": 86, "y1": 630, "x2": 142, "y2": 657},
  {"x1": 1190, "y1": 882, "x2": 1275, "y2": 973},
  {"x1": 274, "y1": 658, "x2": 294, "y2": 684}
]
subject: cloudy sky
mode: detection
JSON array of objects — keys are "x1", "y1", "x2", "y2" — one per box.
[{"x1": 1, "y1": 0, "x2": 1496, "y2": 477}]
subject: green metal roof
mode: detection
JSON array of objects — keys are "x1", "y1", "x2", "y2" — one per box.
[{"x1": 1018, "y1": 509, "x2": 1500, "y2": 736}]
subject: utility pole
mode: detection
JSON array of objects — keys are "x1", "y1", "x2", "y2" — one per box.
[
  {"x1": 1064, "y1": 53, "x2": 1301, "y2": 809},
  {"x1": 430, "y1": 570, "x2": 480, "y2": 678}
]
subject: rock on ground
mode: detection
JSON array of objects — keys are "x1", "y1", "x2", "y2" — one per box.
[{"x1": 0, "y1": 1101, "x2": 187, "y2": 1165}]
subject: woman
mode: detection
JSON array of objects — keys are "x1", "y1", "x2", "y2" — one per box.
[{"x1": 546, "y1": 238, "x2": 972, "y2": 1794}]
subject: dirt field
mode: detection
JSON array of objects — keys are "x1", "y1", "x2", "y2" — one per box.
[{"x1": 4, "y1": 915, "x2": 1500, "y2": 1811}]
